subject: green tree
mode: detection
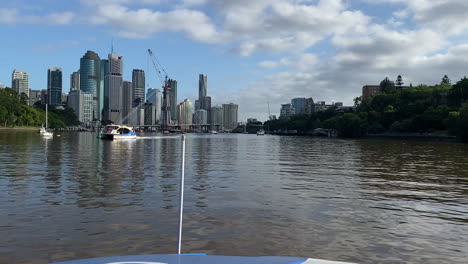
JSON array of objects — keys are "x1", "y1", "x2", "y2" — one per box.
[
  {"x1": 441, "y1": 75, "x2": 451, "y2": 85},
  {"x1": 380, "y1": 77, "x2": 395, "y2": 94},
  {"x1": 20, "y1": 92, "x2": 29, "y2": 105},
  {"x1": 395, "y1": 75, "x2": 404, "y2": 89},
  {"x1": 449, "y1": 77, "x2": 468, "y2": 107},
  {"x1": 457, "y1": 102, "x2": 468, "y2": 141}
]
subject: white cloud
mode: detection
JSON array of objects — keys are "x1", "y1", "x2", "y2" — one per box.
[
  {"x1": 0, "y1": 8, "x2": 74, "y2": 25},
  {"x1": 89, "y1": 4, "x2": 220, "y2": 42},
  {"x1": 258, "y1": 54, "x2": 318, "y2": 71}
]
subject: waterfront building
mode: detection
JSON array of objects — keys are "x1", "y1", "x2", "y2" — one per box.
[
  {"x1": 68, "y1": 90, "x2": 94, "y2": 123},
  {"x1": 29, "y1": 90, "x2": 42, "y2": 106},
  {"x1": 47, "y1": 67, "x2": 62, "y2": 106},
  {"x1": 70, "y1": 71, "x2": 80, "y2": 92},
  {"x1": 105, "y1": 53, "x2": 123, "y2": 124},
  {"x1": 304, "y1": 97, "x2": 315, "y2": 115},
  {"x1": 80, "y1": 51, "x2": 101, "y2": 120},
  {"x1": 155, "y1": 89, "x2": 162, "y2": 124},
  {"x1": 194, "y1": 109, "x2": 207, "y2": 125},
  {"x1": 291, "y1": 98, "x2": 307, "y2": 115},
  {"x1": 147, "y1": 88, "x2": 162, "y2": 124},
  {"x1": 314, "y1": 101, "x2": 344, "y2": 112},
  {"x1": 280, "y1": 104, "x2": 295, "y2": 118},
  {"x1": 211, "y1": 105, "x2": 223, "y2": 130},
  {"x1": 11, "y1": 69, "x2": 29, "y2": 101},
  {"x1": 177, "y1": 99, "x2": 193, "y2": 130},
  {"x1": 222, "y1": 103, "x2": 238, "y2": 130},
  {"x1": 132, "y1": 69, "x2": 145, "y2": 107},
  {"x1": 167, "y1": 78, "x2": 178, "y2": 122},
  {"x1": 144, "y1": 103, "x2": 155, "y2": 125},
  {"x1": 129, "y1": 107, "x2": 144, "y2": 126},
  {"x1": 0, "y1": 83, "x2": 4, "y2": 89},
  {"x1": 68, "y1": 90, "x2": 82, "y2": 121},
  {"x1": 82, "y1": 93, "x2": 94, "y2": 123},
  {"x1": 247, "y1": 118, "x2": 258, "y2": 123},
  {"x1": 122, "y1": 81, "x2": 133, "y2": 124}
]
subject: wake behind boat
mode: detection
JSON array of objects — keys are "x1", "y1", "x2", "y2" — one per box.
[{"x1": 100, "y1": 125, "x2": 137, "y2": 140}]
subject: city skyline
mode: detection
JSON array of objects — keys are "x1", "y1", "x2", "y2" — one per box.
[{"x1": 3, "y1": 1, "x2": 468, "y2": 120}]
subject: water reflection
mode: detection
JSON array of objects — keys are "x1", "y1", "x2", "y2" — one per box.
[{"x1": 0, "y1": 132, "x2": 467, "y2": 264}]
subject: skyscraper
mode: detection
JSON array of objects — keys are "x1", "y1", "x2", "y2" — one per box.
[
  {"x1": 47, "y1": 67, "x2": 62, "y2": 106},
  {"x1": 132, "y1": 69, "x2": 145, "y2": 107},
  {"x1": 199, "y1": 74, "x2": 207, "y2": 99},
  {"x1": 223, "y1": 103, "x2": 238, "y2": 130},
  {"x1": 11, "y1": 69, "x2": 29, "y2": 100},
  {"x1": 105, "y1": 53, "x2": 123, "y2": 124},
  {"x1": 100, "y1": 59, "x2": 108, "y2": 120},
  {"x1": 197, "y1": 74, "x2": 211, "y2": 125},
  {"x1": 80, "y1": 51, "x2": 101, "y2": 120},
  {"x1": 122, "y1": 81, "x2": 133, "y2": 124},
  {"x1": 166, "y1": 78, "x2": 178, "y2": 122},
  {"x1": 155, "y1": 89, "x2": 162, "y2": 124},
  {"x1": 211, "y1": 106, "x2": 223, "y2": 130},
  {"x1": 194, "y1": 109, "x2": 207, "y2": 125},
  {"x1": 70, "y1": 71, "x2": 80, "y2": 92},
  {"x1": 177, "y1": 99, "x2": 193, "y2": 130}
]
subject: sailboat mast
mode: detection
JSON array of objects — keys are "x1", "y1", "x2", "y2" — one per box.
[{"x1": 46, "y1": 104, "x2": 48, "y2": 129}]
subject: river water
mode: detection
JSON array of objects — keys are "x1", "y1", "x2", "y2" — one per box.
[{"x1": 0, "y1": 131, "x2": 467, "y2": 264}]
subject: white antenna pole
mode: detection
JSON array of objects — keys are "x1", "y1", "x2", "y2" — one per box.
[{"x1": 177, "y1": 134, "x2": 186, "y2": 254}]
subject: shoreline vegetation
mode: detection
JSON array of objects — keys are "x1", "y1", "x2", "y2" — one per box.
[
  {"x1": 264, "y1": 75, "x2": 468, "y2": 143},
  {"x1": 0, "y1": 88, "x2": 80, "y2": 129}
]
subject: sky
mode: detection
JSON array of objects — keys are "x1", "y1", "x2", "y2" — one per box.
[{"x1": 2, "y1": 0, "x2": 468, "y2": 121}]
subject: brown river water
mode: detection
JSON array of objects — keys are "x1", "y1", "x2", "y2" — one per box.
[{"x1": 0, "y1": 131, "x2": 467, "y2": 263}]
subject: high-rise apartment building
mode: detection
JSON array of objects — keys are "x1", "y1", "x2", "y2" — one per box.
[
  {"x1": 11, "y1": 69, "x2": 29, "y2": 100},
  {"x1": 122, "y1": 81, "x2": 133, "y2": 124},
  {"x1": 132, "y1": 69, "x2": 145, "y2": 107},
  {"x1": 167, "y1": 78, "x2": 177, "y2": 122},
  {"x1": 211, "y1": 106, "x2": 223, "y2": 130},
  {"x1": 291, "y1": 98, "x2": 307, "y2": 115},
  {"x1": 29, "y1": 90, "x2": 42, "y2": 106},
  {"x1": 144, "y1": 103, "x2": 155, "y2": 125},
  {"x1": 280, "y1": 103, "x2": 295, "y2": 118},
  {"x1": 80, "y1": 51, "x2": 101, "y2": 120},
  {"x1": 68, "y1": 90, "x2": 94, "y2": 123},
  {"x1": 177, "y1": 99, "x2": 193, "y2": 130},
  {"x1": 147, "y1": 88, "x2": 162, "y2": 123},
  {"x1": 222, "y1": 103, "x2": 238, "y2": 130},
  {"x1": 48, "y1": 67, "x2": 62, "y2": 106},
  {"x1": 70, "y1": 71, "x2": 80, "y2": 92},
  {"x1": 105, "y1": 53, "x2": 123, "y2": 124}
]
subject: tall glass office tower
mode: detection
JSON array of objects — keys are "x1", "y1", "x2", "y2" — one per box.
[{"x1": 80, "y1": 50, "x2": 101, "y2": 120}]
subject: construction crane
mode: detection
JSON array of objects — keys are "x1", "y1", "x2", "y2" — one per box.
[{"x1": 147, "y1": 49, "x2": 171, "y2": 129}]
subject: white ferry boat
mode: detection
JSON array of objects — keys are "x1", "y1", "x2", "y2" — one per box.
[{"x1": 100, "y1": 125, "x2": 137, "y2": 140}]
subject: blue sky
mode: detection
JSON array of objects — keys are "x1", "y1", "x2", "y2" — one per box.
[{"x1": 2, "y1": 0, "x2": 468, "y2": 121}]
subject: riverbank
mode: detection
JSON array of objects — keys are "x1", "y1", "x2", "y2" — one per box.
[
  {"x1": 0, "y1": 126, "x2": 39, "y2": 131},
  {"x1": 365, "y1": 132, "x2": 458, "y2": 142},
  {"x1": 268, "y1": 130, "x2": 460, "y2": 142}
]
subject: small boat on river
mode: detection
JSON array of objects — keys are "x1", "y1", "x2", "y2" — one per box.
[
  {"x1": 257, "y1": 129, "x2": 265, "y2": 135},
  {"x1": 100, "y1": 125, "x2": 137, "y2": 140}
]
